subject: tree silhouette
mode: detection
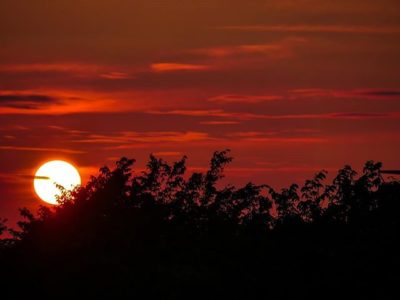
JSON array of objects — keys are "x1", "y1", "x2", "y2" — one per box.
[{"x1": 1, "y1": 150, "x2": 400, "y2": 299}]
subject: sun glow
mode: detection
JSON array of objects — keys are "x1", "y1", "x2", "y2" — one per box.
[{"x1": 34, "y1": 160, "x2": 81, "y2": 205}]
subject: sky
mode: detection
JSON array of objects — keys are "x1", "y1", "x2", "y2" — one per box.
[{"x1": 1, "y1": 0, "x2": 400, "y2": 225}]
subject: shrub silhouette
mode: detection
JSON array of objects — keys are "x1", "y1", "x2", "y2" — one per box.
[{"x1": 1, "y1": 150, "x2": 400, "y2": 299}]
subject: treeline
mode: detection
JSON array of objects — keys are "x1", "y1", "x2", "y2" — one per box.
[{"x1": 1, "y1": 150, "x2": 400, "y2": 299}]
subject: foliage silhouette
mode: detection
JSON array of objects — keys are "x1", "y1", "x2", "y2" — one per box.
[{"x1": 1, "y1": 150, "x2": 400, "y2": 299}]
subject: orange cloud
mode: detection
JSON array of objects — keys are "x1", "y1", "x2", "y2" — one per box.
[
  {"x1": 151, "y1": 63, "x2": 210, "y2": 72},
  {"x1": 209, "y1": 94, "x2": 282, "y2": 103},
  {"x1": 148, "y1": 109, "x2": 234, "y2": 118},
  {"x1": 190, "y1": 44, "x2": 284, "y2": 58},
  {"x1": 184, "y1": 39, "x2": 307, "y2": 69},
  {"x1": 189, "y1": 39, "x2": 307, "y2": 58},
  {"x1": 99, "y1": 72, "x2": 131, "y2": 80},
  {"x1": 199, "y1": 121, "x2": 240, "y2": 125},
  {"x1": 231, "y1": 132, "x2": 276, "y2": 138}
]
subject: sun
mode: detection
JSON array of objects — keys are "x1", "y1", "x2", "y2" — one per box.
[{"x1": 34, "y1": 160, "x2": 81, "y2": 205}]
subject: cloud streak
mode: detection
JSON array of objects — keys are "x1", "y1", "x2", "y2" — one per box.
[
  {"x1": 358, "y1": 90, "x2": 400, "y2": 97},
  {"x1": 99, "y1": 72, "x2": 131, "y2": 80},
  {"x1": 290, "y1": 88, "x2": 400, "y2": 100},
  {"x1": 0, "y1": 89, "x2": 124, "y2": 115},
  {"x1": 221, "y1": 24, "x2": 400, "y2": 34},
  {"x1": 199, "y1": 121, "x2": 240, "y2": 125},
  {"x1": 0, "y1": 63, "x2": 102, "y2": 73},
  {"x1": 151, "y1": 63, "x2": 210, "y2": 72},
  {"x1": 149, "y1": 109, "x2": 394, "y2": 120},
  {"x1": 0, "y1": 93, "x2": 59, "y2": 109},
  {"x1": 209, "y1": 94, "x2": 282, "y2": 103},
  {"x1": 72, "y1": 131, "x2": 213, "y2": 145},
  {"x1": 0, "y1": 146, "x2": 85, "y2": 154}
]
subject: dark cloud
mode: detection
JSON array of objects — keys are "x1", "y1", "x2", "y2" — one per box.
[
  {"x1": 0, "y1": 94, "x2": 56, "y2": 103},
  {"x1": 0, "y1": 94, "x2": 59, "y2": 109},
  {"x1": 19, "y1": 175, "x2": 50, "y2": 180},
  {"x1": 360, "y1": 90, "x2": 400, "y2": 97}
]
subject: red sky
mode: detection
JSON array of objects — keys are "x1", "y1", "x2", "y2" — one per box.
[{"x1": 1, "y1": 0, "x2": 400, "y2": 225}]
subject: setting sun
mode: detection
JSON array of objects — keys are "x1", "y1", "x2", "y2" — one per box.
[{"x1": 33, "y1": 160, "x2": 81, "y2": 205}]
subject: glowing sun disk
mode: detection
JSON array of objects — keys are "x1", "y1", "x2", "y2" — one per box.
[{"x1": 34, "y1": 160, "x2": 81, "y2": 205}]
